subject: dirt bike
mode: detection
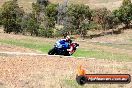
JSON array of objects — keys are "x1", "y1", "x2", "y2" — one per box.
[{"x1": 48, "y1": 42, "x2": 79, "y2": 56}]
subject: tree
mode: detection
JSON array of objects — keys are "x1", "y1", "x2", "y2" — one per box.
[
  {"x1": 105, "y1": 12, "x2": 120, "y2": 29},
  {"x1": 67, "y1": 4, "x2": 92, "y2": 37},
  {"x1": 122, "y1": 0, "x2": 131, "y2": 6},
  {"x1": 113, "y1": 3, "x2": 132, "y2": 28},
  {"x1": 32, "y1": 0, "x2": 50, "y2": 27},
  {"x1": 45, "y1": 4, "x2": 58, "y2": 23},
  {"x1": 0, "y1": 8, "x2": 2, "y2": 26},
  {"x1": 27, "y1": 18, "x2": 39, "y2": 36},
  {"x1": 80, "y1": 20, "x2": 91, "y2": 37},
  {"x1": 1, "y1": 0, "x2": 24, "y2": 33},
  {"x1": 37, "y1": 0, "x2": 49, "y2": 6},
  {"x1": 32, "y1": 3, "x2": 41, "y2": 16},
  {"x1": 21, "y1": 13, "x2": 39, "y2": 36},
  {"x1": 31, "y1": 2, "x2": 56, "y2": 37},
  {"x1": 38, "y1": 27, "x2": 53, "y2": 37},
  {"x1": 92, "y1": 8, "x2": 111, "y2": 30},
  {"x1": 44, "y1": 3, "x2": 58, "y2": 37}
]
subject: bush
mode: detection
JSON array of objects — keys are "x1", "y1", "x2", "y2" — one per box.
[
  {"x1": 122, "y1": 0, "x2": 131, "y2": 6},
  {"x1": 21, "y1": 13, "x2": 39, "y2": 36},
  {"x1": 113, "y1": 3, "x2": 132, "y2": 28},
  {"x1": 37, "y1": 0, "x2": 49, "y2": 6},
  {"x1": 92, "y1": 8, "x2": 121, "y2": 31},
  {"x1": 45, "y1": 4, "x2": 58, "y2": 21},
  {"x1": 38, "y1": 27, "x2": 53, "y2": 37},
  {"x1": 1, "y1": 0, "x2": 24, "y2": 33},
  {"x1": 106, "y1": 12, "x2": 120, "y2": 29},
  {"x1": 67, "y1": 4, "x2": 92, "y2": 37},
  {"x1": 92, "y1": 8, "x2": 111, "y2": 30},
  {"x1": 0, "y1": 9, "x2": 2, "y2": 26}
]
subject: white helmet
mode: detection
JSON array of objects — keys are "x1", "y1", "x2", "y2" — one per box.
[{"x1": 66, "y1": 36, "x2": 70, "y2": 40}]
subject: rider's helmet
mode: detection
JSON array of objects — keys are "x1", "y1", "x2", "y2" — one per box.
[
  {"x1": 65, "y1": 35, "x2": 72, "y2": 44},
  {"x1": 66, "y1": 36, "x2": 70, "y2": 40}
]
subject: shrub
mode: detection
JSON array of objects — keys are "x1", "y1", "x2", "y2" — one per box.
[
  {"x1": 67, "y1": 4, "x2": 92, "y2": 37},
  {"x1": 113, "y1": 3, "x2": 132, "y2": 28},
  {"x1": 1, "y1": 0, "x2": 24, "y2": 33},
  {"x1": 38, "y1": 27, "x2": 53, "y2": 37},
  {"x1": 122, "y1": 0, "x2": 131, "y2": 6},
  {"x1": 92, "y1": 8, "x2": 111, "y2": 30}
]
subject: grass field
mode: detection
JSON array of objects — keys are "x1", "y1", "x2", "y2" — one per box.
[
  {"x1": 0, "y1": 33, "x2": 132, "y2": 61},
  {"x1": 0, "y1": 38, "x2": 131, "y2": 61}
]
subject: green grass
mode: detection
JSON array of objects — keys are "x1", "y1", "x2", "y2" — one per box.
[
  {"x1": 95, "y1": 42, "x2": 132, "y2": 50},
  {"x1": 63, "y1": 79, "x2": 84, "y2": 88},
  {"x1": 0, "y1": 38, "x2": 132, "y2": 61},
  {"x1": 74, "y1": 49, "x2": 132, "y2": 61},
  {"x1": 129, "y1": 39, "x2": 132, "y2": 41},
  {"x1": 0, "y1": 39, "x2": 52, "y2": 53}
]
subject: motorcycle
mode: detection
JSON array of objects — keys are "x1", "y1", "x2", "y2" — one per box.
[{"x1": 48, "y1": 42, "x2": 79, "y2": 56}]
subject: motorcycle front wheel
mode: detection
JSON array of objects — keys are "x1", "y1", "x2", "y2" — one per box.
[{"x1": 48, "y1": 48, "x2": 56, "y2": 55}]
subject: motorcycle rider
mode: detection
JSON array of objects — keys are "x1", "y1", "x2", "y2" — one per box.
[
  {"x1": 56, "y1": 35, "x2": 72, "y2": 49},
  {"x1": 48, "y1": 35, "x2": 79, "y2": 56},
  {"x1": 55, "y1": 36, "x2": 72, "y2": 55}
]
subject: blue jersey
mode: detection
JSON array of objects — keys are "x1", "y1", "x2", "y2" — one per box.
[{"x1": 55, "y1": 39, "x2": 69, "y2": 49}]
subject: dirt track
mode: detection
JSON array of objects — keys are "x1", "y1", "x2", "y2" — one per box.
[
  {"x1": 0, "y1": 44, "x2": 38, "y2": 53},
  {"x1": 0, "y1": 53, "x2": 132, "y2": 88}
]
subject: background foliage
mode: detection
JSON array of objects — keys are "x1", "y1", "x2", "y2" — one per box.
[{"x1": 0, "y1": 0, "x2": 132, "y2": 38}]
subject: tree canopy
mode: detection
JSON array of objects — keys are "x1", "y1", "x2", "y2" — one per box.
[
  {"x1": 1, "y1": 0, "x2": 24, "y2": 33},
  {"x1": 0, "y1": 0, "x2": 132, "y2": 38}
]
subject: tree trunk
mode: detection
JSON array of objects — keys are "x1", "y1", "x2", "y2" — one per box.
[{"x1": 125, "y1": 21, "x2": 130, "y2": 29}]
